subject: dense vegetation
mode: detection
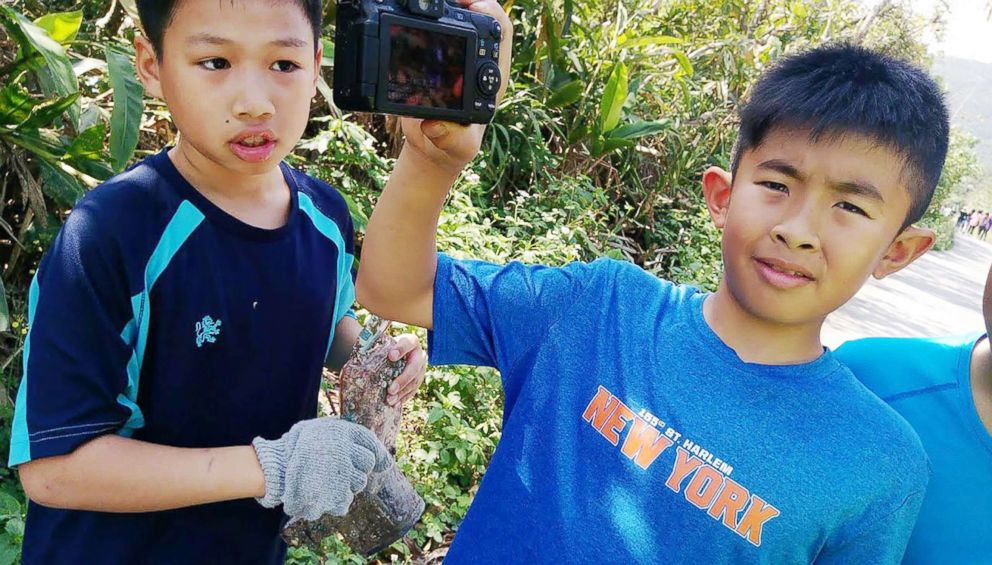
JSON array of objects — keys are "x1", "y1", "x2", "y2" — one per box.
[{"x1": 0, "y1": 1, "x2": 978, "y2": 562}]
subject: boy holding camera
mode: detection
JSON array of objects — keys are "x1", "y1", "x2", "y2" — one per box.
[{"x1": 358, "y1": 41, "x2": 948, "y2": 562}]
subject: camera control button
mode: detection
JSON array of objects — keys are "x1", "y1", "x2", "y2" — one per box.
[
  {"x1": 493, "y1": 22, "x2": 502, "y2": 38},
  {"x1": 474, "y1": 100, "x2": 484, "y2": 110},
  {"x1": 492, "y1": 41, "x2": 500, "y2": 61},
  {"x1": 477, "y1": 62, "x2": 501, "y2": 97},
  {"x1": 486, "y1": 102, "x2": 496, "y2": 112}
]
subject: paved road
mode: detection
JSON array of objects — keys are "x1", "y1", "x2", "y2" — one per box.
[{"x1": 822, "y1": 232, "x2": 992, "y2": 349}]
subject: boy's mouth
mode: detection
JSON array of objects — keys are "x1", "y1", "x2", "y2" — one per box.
[
  {"x1": 239, "y1": 135, "x2": 269, "y2": 147},
  {"x1": 230, "y1": 129, "x2": 276, "y2": 146},
  {"x1": 229, "y1": 129, "x2": 277, "y2": 163},
  {"x1": 754, "y1": 257, "x2": 815, "y2": 289}
]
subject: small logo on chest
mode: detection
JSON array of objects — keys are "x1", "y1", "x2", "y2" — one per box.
[{"x1": 195, "y1": 315, "x2": 223, "y2": 348}]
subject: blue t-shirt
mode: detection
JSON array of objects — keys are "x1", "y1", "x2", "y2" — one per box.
[
  {"x1": 429, "y1": 254, "x2": 928, "y2": 563},
  {"x1": 836, "y1": 334, "x2": 992, "y2": 564},
  {"x1": 8, "y1": 149, "x2": 355, "y2": 564}
]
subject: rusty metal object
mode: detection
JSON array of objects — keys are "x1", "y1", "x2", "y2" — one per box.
[{"x1": 282, "y1": 316, "x2": 426, "y2": 555}]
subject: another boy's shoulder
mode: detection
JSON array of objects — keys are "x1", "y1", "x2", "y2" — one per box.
[
  {"x1": 835, "y1": 333, "x2": 979, "y2": 400},
  {"x1": 830, "y1": 362, "x2": 930, "y2": 490}
]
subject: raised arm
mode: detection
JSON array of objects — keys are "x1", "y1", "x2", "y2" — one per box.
[{"x1": 355, "y1": 0, "x2": 512, "y2": 329}]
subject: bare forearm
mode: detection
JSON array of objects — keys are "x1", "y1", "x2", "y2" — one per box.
[
  {"x1": 19, "y1": 435, "x2": 265, "y2": 512},
  {"x1": 326, "y1": 315, "x2": 361, "y2": 370},
  {"x1": 357, "y1": 146, "x2": 459, "y2": 329}
]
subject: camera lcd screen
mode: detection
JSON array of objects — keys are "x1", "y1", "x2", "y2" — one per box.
[{"x1": 386, "y1": 24, "x2": 466, "y2": 109}]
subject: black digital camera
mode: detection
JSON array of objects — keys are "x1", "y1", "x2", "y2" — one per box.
[{"x1": 333, "y1": 0, "x2": 503, "y2": 124}]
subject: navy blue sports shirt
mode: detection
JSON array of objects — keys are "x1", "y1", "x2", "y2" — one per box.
[{"x1": 9, "y1": 149, "x2": 355, "y2": 564}]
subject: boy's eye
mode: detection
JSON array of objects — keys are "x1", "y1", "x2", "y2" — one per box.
[
  {"x1": 271, "y1": 60, "x2": 301, "y2": 73},
  {"x1": 199, "y1": 58, "x2": 230, "y2": 71},
  {"x1": 836, "y1": 201, "x2": 870, "y2": 217},
  {"x1": 760, "y1": 181, "x2": 789, "y2": 193}
]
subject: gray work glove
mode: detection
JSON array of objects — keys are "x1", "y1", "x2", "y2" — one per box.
[{"x1": 252, "y1": 416, "x2": 392, "y2": 521}]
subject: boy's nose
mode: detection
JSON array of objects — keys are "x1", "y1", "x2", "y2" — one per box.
[
  {"x1": 232, "y1": 79, "x2": 275, "y2": 120},
  {"x1": 770, "y1": 215, "x2": 820, "y2": 252}
]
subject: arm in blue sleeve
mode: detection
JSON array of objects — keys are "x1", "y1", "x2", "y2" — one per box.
[
  {"x1": 815, "y1": 489, "x2": 925, "y2": 564},
  {"x1": 8, "y1": 201, "x2": 134, "y2": 466},
  {"x1": 428, "y1": 253, "x2": 598, "y2": 374}
]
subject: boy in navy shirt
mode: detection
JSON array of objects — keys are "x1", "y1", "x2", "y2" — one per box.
[
  {"x1": 835, "y1": 263, "x2": 992, "y2": 563},
  {"x1": 358, "y1": 43, "x2": 948, "y2": 561},
  {"x1": 7, "y1": 0, "x2": 434, "y2": 563}
]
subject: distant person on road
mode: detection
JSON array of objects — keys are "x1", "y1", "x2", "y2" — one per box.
[
  {"x1": 835, "y1": 261, "x2": 992, "y2": 564},
  {"x1": 957, "y1": 208, "x2": 969, "y2": 230},
  {"x1": 980, "y1": 214, "x2": 992, "y2": 241},
  {"x1": 968, "y1": 210, "x2": 983, "y2": 234}
]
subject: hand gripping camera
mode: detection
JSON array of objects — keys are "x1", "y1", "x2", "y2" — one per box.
[{"x1": 333, "y1": 0, "x2": 503, "y2": 124}]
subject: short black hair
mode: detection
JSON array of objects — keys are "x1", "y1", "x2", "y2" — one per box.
[
  {"x1": 732, "y1": 44, "x2": 949, "y2": 228},
  {"x1": 136, "y1": 0, "x2": 323, "y2": 57}
]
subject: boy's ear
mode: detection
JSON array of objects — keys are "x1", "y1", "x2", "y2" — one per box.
[
  {"x1": 872, "y1": 226, "x2": 935, "y2": 279},
  {"x1": 702, "y1": 166, "x2": 734, "y2": 229},
  {"x1": 311, "y1": 41, "x2": 323, "y2": 97},
  {"x1": 134, "y1": 35, "x2": 164, "y2": 100}
]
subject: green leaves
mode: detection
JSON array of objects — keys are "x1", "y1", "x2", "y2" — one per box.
[
  {"x1": 39, "y1": 160, "x2": 85, "y2": 209},
  {"x1": 609, "y1": 119, "x2": 672, "y2": 141},
  {"x1": 19, "y1": 93, "x2": 81, "y2": 131},
  {"x1": 618, "y1": 35, "x2": 683, "y2": 49},
  {"x1": 0, "y1": 491, "x2": 22, "y2": 565},
  {"x1": 0, "y1": 7, "x2": 80, "y2": 128},
  {"x1": 547, "y1": 79, "x2": 582, "y2": 108},
  {"x1": 0, "y1": 83, "x2": 36, "y2": 127},
  {"x1": 671, "y1": 49, "x2": 694, "y2": 77},
  {"x1": 587, "y1": 62, "x2": 669, "y2": 156},
  {"x1": 598, "y1": 62, "x2": 628, "y2": 134},
  {"x1": 66, "y1": 124, "x2": 108, "y2": 161},
  {"x1": 105, "y1": 46, "x2": 145, "y2": 172},
  {"x1": 34, "y1": 10, "x2": 83, "y2": 45}
]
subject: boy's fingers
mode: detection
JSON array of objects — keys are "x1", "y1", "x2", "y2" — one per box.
[
  {"x1": 388, "y1": 334, "x2": 419, "y2": 361},
  {"x1": 387, "y1": 352, "x2": 427, "y2": 405},
  {"x1": 421, "y1": 120, "x2": 474, "y2": 152},
  {"x1": 459, "y1": 0, "x2": 513, "y2": 102},
  {"x1": 400, "y1": 117, "x2": 425, "y2": 138},
  {"x1": 389, "y1": 362, "x2": 419, "y2": 391},
  {"x1": 394, "y1": 370, "x2": 426, "y2": 405},
  {"x1": 458, "y1": 0, "x2": 512, "y2": 31}
]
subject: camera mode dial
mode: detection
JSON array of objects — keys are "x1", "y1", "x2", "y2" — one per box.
[{"x1": 477, "y1": 62, "x2": 501, "y2": 98}]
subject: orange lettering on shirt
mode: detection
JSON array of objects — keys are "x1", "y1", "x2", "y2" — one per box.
[
  {"x1": 707, "y1": 476, "x2": 750, "y2": 530},
  {"x1": 620, "y1": 417, "x2": 674, "y2": 470},
  {"x1": 685, "y1": 464, "x2": 724, "y2": 509},
  {"x1": 736, "y1": 494, "x2": 781, "y2": 547},
  {"x1": 665, "y1": 447, "x2": 703, "y2": 493},
  {"x1": 582, "y1": 386, "x2": 618, "y2": 431},
  {"x1": 601, "y1": 402, "x2": 634, "y2": 446}
]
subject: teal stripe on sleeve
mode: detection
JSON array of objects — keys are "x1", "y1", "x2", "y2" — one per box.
[
  {"x1": 298, "y1": 193, "x2": 356, "y2": 358},
  {"x1": 9, "y1": 275, "x2": 40, "y2": 466}
]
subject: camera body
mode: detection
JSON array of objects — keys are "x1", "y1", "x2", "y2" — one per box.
[{"x1": 334, "y1": 0, "x2": 503, "y2": 124}]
